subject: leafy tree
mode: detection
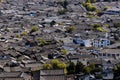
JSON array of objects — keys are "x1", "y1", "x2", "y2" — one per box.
[
  {"x1": 75, "y1": 61, "x2": 85, "y2": 74},
  {"x1": 91, "y1": 0, "x2": 96, "y2": 3},
  {"x1": 42, "y1": 64, "x2": 52, "y2": 69},
  {"x1": 83, "y1": 2, "x2": 97, "y2": 11},
  {"x1": 86, "y1": 0, "x2": 91, "y2": 3},
  {"x1": 51, "y1": 59, "x2": 60, "y2": 69},
  {"x1": 103, "y1": 7, "x2": 108, "y2": 11},
  {"x1": 21, "y1": 31, "x2": 27, "y2": 36},
  {"x1": 58, "y1": 63, "x2": 66, "y2": 69},
  {"x1": 92, "y1": 24, "x2": 101, "y2": 28},
  {"x1": 86, "y1": 0, "x2": 96, "y2": 3},
  {"x1": 91, "y1": 6, "x2": 97, "y2": 11},
  {"x1": 16, "y1": 34, "x2": 21, "y2": 38},
  {"x1": 57, "y1": 9, "x2": 68, "y2": 15},
  {"x1": 67, "y1": 26, "x2": 75, "y2": 33},
  {"x1": 58, "y1": 63, "x2": 67, "y2": 74},
  {"x1": 88, "y1": 63, "x2": 96, "y2": 74},
  {"x1": 114, "y1": 23, "x2": 120, "y2": 28},
  {"x1": 51, "y1": 59, "x2": 67, "y2": 73},
  {"x1": 42, "y1": 59, "x2": 67, "y2": 73},
  {"x1": 67, "y1": 62, "x2": 75, "y2": 74},
  {"x1": 61, "y1": 49, "x2": 68, "y2": 55},
  {"x1": 113, "y1": 64, "x2": 120, "y2": 79},
  {"x1": 31, "y1": 26, "x2": 39, "y2": 33},
  {"x1": 84, "y1": 66, "x2": 91, "y2": 74},
  {"x1": 37, "y1": 38, "x2": 47, "y2": 47}
]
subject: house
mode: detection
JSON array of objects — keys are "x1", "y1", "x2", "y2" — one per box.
[
  {"x1": 105, "y1": 7, "x2": 120, "y2": 15},
  {"x1": 73, "y1": 38, "x2": 84, "y2": 46},
  {"x1": 0, "y1": 71, "x2": 32, "y2": 80},
  {"x1": 21, "y1": 72, "x2": 32, "y2": 80},
  {"x1": 40, "y1": 69, "x2": 66, "y2": 80},
  {"x1": 92, "y1": 38, "x2": 110, "y2": 48},
  {"x1": 24, "y1": 62, "x2": 42, "y2": 71},
  {"x1": 98, "y1": 49, "x2": 120, "y2": 59},
  {"x1": 55, "y1": 37, "x2": 73, "y2": 45},
  {"x1": 73, "y1": 38, "x2": 92, "y2": 47},
  {"x1": 0, "y1": 72, "x2": 24, "y2": 80},
  {"x1": 0, "y1": 54, "x2": 11, "y2": 68}
]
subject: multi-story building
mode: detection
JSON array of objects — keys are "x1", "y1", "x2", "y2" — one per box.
[
  {"x1": 98, "y1": 49, "x2": 120, "y2": 59},
  {"x1": 92, "y1": 38, "x2": 110, "y2": 48}
]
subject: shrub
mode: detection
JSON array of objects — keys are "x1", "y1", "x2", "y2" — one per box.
[
  {"x1": 31, "y1": 26, "x2": 39, "y2": 32},
  {"x1": 57, "y1": 9, "x2": 68, "y2": 15}
]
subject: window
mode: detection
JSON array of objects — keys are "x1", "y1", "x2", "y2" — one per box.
[
  {"x1": 99, "y1": 53, "x2": 102, "y2": 56},
  {"x1": 107, "y1": 54, "x2": 111, "y2": 57},
  {"x1": 103, "y1": 53, "x2": 106, "y2": 56},
  {"x1": 117, "y1": 54, "x2": 119, "y2": 56},
  {"x1": 112, "y1": 54, "x2": 115, "y2": 57}
]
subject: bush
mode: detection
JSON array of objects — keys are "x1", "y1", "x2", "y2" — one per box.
[
  {"x1": 31, "y1": 26, "x2": 39, "y2": 32},
  {"x1": 67, "y1": 26, "x2": 75, "y2": 33},
  {"x1": 95, "y1": 74, "x2": 102, "y2": 79},
  {"x1": 43, "y1": 64, "x2": 52, "y2": 69},
  {"x1": 57, "y1": 9, "x2": 68, "y2": 15},
  {"x1": 83, "y1": 2, "x2": 97, "y2": 12},
  {"x1": 16, "y1": 34, "x2": 21, "y2": 38},
  {"x1": 96, "y1": 27, "x2": 106, "y2": 32},
  {"x1": 37, "y1": 38, "x2": 47, "y2": 47},
  {"x1": 21, "y1": 31, "x2": 27, "y2": 36},
  {"x1": 114, "y1": 23, "x2": 120, "y2": 28},
  {"x1": 67, "y1": 62, "x2": 75, "y2": 74},
  {"x1": 61, "y1": 49, "x2": 68, "y2": 55},
  {"x1": 42, "y1": 59, "x2": 67, "y2": 73}
]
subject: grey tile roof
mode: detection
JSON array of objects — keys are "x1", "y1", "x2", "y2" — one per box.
[
  {"x1": 0, "y1": 72, "x2": 22, "y2": 78},
  {"x1": 40, "y1": 69, "x2": 66, "y2": 80}
]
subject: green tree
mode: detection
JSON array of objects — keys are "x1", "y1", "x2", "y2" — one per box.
[
  {"x1": 58, "y1": 63, "x2": 66, "y2": 69},
  {"x1": 16, "y1": 34, "x2": 21, "y2": 38},
  {"x1": 88, "y1": 63, "x2": 96, "y2": 74},
  {"x1": 91, "y1": 0, "x2": 96, "y2": 3},
  {"x1": 92, "y1": 24, "x2": 101, "y2": 28},
  {"x1": 114, "y1": 23, "x2": 120, "y2": 28},
  {"x1": 83, "y1": 3, "x2": 97, "y2": 12},
  {"x1": 21, "y1": 31, "x2": 27, "y2": 36},
  {"x1": 84, "y1": 66, "x2": 91, "y2": 74},
  {"x1": 75, "y1": 61, "x2": 85, "y2": 74},
  {"x1": 42, "y1": 64, "x2": 52, "y2": 69},
  {"x1": 86, "y1": 0, "x2": 91, "y2": 3},
  {"x1": 113, "y1": 64, "x2": 120, "y2": 79},
  {"x1": 86, "y1": 0, "x2": 96, "y2": 3},
  {"x1": 61, "y1": 49, "x2": 68, "y2": 55},
  {"x1": 91, "y1": 6, "x2": 97, "y2": 11},
  {"x1": 51, "y1": 59, "x2": 60, "y2": 69},
  {"x1": 67, "y1": 26, "x2": 75, "y2": 33},
  {"x1": 42, "y1": 59, "x2": 67, "y2": 74},
  {"x1": 58, "y1": 63, "x2": 67, "y2": 74},
  {"x1": 31, "y1": 26, "x2": 39, "y2": 33},
  {"x1": 37, "y1": 38, "x2": 47, "y2": 47},
  {"x1": 57, "y1": 9, "x2": 68, "y2": 15},
  {"x1": 67, "y1": 62, "x2": 75, "y2": 74}
]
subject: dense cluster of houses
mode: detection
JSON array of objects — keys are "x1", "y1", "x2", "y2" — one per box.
[{"x1": 0, "y1": 0, "x2": 119, "y2": 80}]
